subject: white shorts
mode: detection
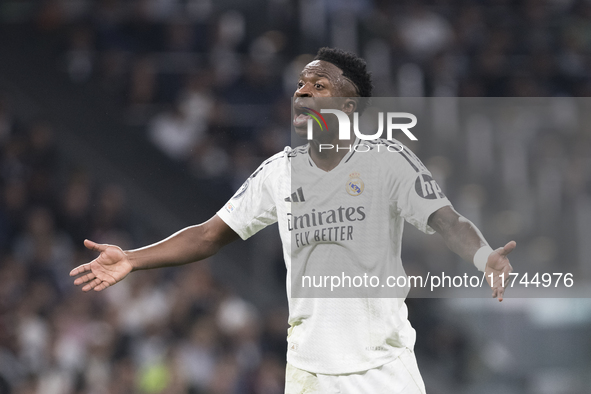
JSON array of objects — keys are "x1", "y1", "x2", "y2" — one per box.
[{"x1": 285, "y1": 348, "x2": 426, "y2": 394}]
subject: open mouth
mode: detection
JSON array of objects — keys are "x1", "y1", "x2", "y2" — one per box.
[{"x1": 293, "y1": 105, "x2": 311, "y2": 127}]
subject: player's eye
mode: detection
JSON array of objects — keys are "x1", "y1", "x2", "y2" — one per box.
[
  {"x1": 315, "y1": 83, "x2": 324, "y2": 89},
  {"x1": 297, "y1": 81, "x2": 304, "y2": 88}
]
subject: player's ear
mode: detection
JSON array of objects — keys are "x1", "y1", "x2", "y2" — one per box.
[{"x1": 342, "y1": 98, "x2": 358, "y2": 116}]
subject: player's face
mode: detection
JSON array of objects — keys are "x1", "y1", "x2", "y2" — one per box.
[
  {"x1": 294, "y1": 60, "x2": 345, "y2": 99},
  {"x1": 293, "y1": 60, "x2": 357, "y2": 136}
]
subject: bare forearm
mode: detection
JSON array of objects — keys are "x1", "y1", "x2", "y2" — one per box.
[
  {"x1": 125, "y1": 215, "x2": 238, "y2": 270},
  {"x1": 124, "y1": 226, "x2": 213, "y2": 270},
  {"x1": 428, "y1": 206, "x2": 488, "y2": 263}
]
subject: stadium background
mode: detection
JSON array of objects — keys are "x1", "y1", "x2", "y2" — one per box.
[{"x1": 0, "y1": 0, "x2": 590, "y2": 393}]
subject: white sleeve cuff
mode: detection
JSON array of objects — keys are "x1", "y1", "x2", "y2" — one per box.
[{"x1": 473, "y1": 245, "x2": 494, "y2": 272}]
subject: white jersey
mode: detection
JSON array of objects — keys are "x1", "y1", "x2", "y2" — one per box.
[{"x1": 217, "y1": 139, "x2": 451, "y2": 374}]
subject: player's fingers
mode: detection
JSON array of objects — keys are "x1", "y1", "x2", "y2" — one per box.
[
  {"x1": 496, "y1": 285, "x2": 505, "y2": 302},
  {"x1": 94, "y1": 281, "x2": 110, "y2": 292},
  {"x1": 491, "y1": 280, "x2": 503, "y2": 296},
  {"x1": 503, "y1": 270, "x2": 512, "y2": 288},
  {"x1": 497, "y1": 268, "x2": 512, "y2": 301},
  {"x1": 82, "y1": 277, "x2": 102, "y2": 292},
  {"x1": 70, "y1": 263, "x2": 91, "y2": 277},
  {"x1": 74, "y1": 272, "x2": 96, "y2": 286},
  {"x1": 498, "y1": 240, "x2": 516, "y2": 257},
  {"x1": 84, "y1": 239, "x2": 108, "y2": 253}
]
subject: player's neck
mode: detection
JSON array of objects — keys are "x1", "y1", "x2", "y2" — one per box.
[{"x1": 308, "y1": 135, "x2": 356, "y2": 172}]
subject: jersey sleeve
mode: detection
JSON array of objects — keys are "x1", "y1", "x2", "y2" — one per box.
[
  {"x1": 216, "y1": 156, "x2": 280, "y2": 240},
  {"x1": 388, "y1": 148, "x2": 452, "y2": 234}
]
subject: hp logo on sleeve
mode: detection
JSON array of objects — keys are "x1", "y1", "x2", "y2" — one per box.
[{"x1": 415, "y1": 174, "x2": 445, "y2": 199}]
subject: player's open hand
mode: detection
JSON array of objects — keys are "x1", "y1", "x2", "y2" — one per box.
[
  {"x1": 485, "y1": 241, "x2": 516, "y2": 302},
  {"x1": 70, "y1": 239, "x2": 133, "y2": 292}
]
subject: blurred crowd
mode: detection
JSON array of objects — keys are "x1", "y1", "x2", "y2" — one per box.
[{"x1": 0, "y1": 97, "x2": 288, "y2": 393}]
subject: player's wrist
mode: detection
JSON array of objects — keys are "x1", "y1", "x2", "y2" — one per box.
[
  {"x1": 124, "y1": 250, "x2": 139, "y2": 271},
  {"x1": 473, "y1": 245, "x2": 494, "y2": 272}
]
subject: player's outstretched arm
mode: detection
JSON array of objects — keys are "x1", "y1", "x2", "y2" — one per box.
[
  {"x1": 70, "y1": 214, "x2": 239, "y2": 292},
  {"x1": 428, "y1": 206, "x2": 515, "y2": 301}
]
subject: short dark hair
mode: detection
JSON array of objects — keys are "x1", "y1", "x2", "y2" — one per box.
[{"x1": 314, "y1": 47, "x2": 373, "y2": 106}]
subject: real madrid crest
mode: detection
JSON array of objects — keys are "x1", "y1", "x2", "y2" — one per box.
[{"x1": 346, "y1": 172, "x2": 364, "y2": 196}]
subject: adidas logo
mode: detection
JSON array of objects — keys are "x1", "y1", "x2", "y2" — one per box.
[{"x1": 285, "y1": 187, "x2": 305, "y2": 202}]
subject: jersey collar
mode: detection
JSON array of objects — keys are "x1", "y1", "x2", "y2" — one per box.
[{"x1": 305, "y1": 137, "x2": 360, "y2": 172}]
